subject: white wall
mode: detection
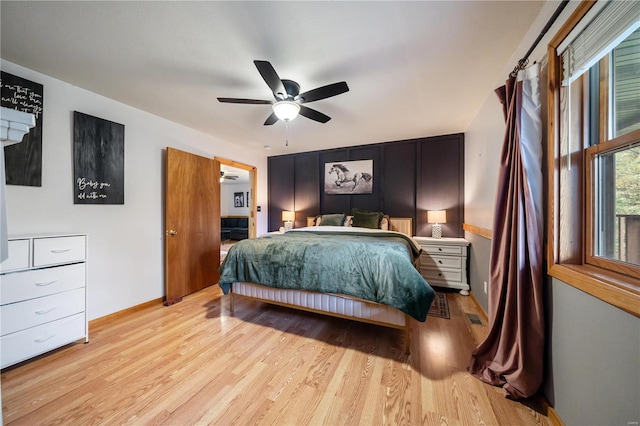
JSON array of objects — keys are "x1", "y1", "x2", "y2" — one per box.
[
  {"x1": 2, "y1": 60, "x2": 268, "y2": 320},
  {"x1": 463, "y1": 94, "x2": 505, "y2": 229}
]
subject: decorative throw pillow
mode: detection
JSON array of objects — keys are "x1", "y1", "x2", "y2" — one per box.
[
  {"x1": 380, "y1": 215, "x2": 390, "y2": 230},
  {"x1": 343, "y1": 215, "x2": 353, "y2": 227},
  {"x1": 314, "y1": 215, "x2": 322, "y2": 226},
  {"x1": 352, "y1": 210, "x2": 382, "y2": 229},
  {"x1": 351, "y1": 208, "x2": 386, "y2": 229},
  {"x1": 319, "y1": 213, "x2": 346, "y2": 226}
]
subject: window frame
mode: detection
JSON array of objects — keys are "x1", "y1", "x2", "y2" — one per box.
[
  {"x1": 547, "y1": 0, "x2": 640, "y2": 317},
  {"x1": 585, "y1": 130, "x2": 640, "y2": 276}
]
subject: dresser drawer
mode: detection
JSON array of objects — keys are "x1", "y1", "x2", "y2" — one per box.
[
  {"x1": 1, "y1": 263, "x2": 86, "y2": 305},
  {"x1": 1, "y1": 312, "x2": 86, "y2": 369},
  {"x1": 33, "y1": 236, "x2": 86, "y2": 267},
  {"x1": 0, "y1": 239, "x2": 30, "y2": 273},
  {"x1": 422, "y1": 244, "x2": 463, "y2": 256},
  {"x1": 1, "y1": 288, "x2": 86, "y2": 335},
  {"x1": 421, "y1": 268, "x2": 463, "y2": 283},
  {"x1": 420, "y1": 254, "x2": 462, "y2": 269}
]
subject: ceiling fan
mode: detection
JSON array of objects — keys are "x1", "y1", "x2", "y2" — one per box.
[
  {"x1": 218, "y1": 60, "x2": 349, "y2": 125},
  {"x1": 220, "y1": 171, "x2": 239, "y2": 182}
]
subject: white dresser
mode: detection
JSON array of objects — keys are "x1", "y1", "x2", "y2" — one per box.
[
  {"x1": 0, "y1": 233, "x2": 88, "y2": 368},
  {"x1": 414, "y1": 236, "x2": 470, "y2": 295}
]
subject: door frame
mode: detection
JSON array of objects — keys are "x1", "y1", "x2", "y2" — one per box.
[{"x1": 215, "y1": 157, "x2": 257, "y2": 239}]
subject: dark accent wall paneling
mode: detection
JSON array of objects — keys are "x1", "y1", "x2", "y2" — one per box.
[
  {"x1": 268, "y1": 155, "x2": 294, "y2": 231},
  {"x1": 293, "y1": 152, "x2": 320, "y2": 228},
  {"x1": 416, "y1": 133, "x2": 464, "y2": 237},
  {"x1": 382, "y1": 141, "x2": 417, "y2": 219},
  {"x1": 268, "y1": 133, "x2": 464, "y2": 237}
]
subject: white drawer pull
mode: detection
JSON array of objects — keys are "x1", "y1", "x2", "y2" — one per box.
[
  {"x1": 50, "y1": 249, "x2": 72, "y2": 254},
  {"x1": 34, "y1": 334, "x2": 56, "y2": 343},
  {"x1": 35, "y1": 307, "x2": 58, "y2": 315},
  {"x1": 35, "y1": 280, "x2": 58, "y2": 287}
]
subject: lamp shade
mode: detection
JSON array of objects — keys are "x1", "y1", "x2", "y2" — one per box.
[
  {"x1": 281, "y1": 210, "x2": 295, "y2": 222},
  {"x1": 272, "y1": 101, "x2": 300, "y2": 121},
  {"x1": 427, "y1": 210, "x2": 446, "y2": 224}
]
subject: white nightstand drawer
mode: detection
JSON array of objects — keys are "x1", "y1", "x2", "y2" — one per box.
[
  {"x1": 422, "y1": 268, "x2": 463, "y2": 283},
  {"x1": 420, "y1": 254, "x2": 462, "y2": 269},
  {"x1": 1, "y1": 263, "x2": 86, "y2": 304},
  {"x1": 422, "y1": 244, "x2": 463, "y2": 256},
  {"x1": 1, "y1": 288, "x2": 86, "y2": 335},
  {"x1": 1, "y1": 313, "x2": 86, "y2": 369},
  {"x1": 0, "y1": 239, "x2": 30, "y2": 273},
  {"x1": 414, "y1": 236, "x2": 469, "y2": 294},
  {"x1": 33, "y1": 236, "x2": 86, "y2": 267}
]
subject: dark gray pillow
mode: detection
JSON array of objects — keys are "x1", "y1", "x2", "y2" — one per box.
[{"x1": 319, "y1": 213, "x2": 346, "y2": 226}]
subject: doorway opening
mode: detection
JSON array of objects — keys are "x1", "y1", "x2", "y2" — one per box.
[{"x1": 215, "y1": 157, "x2": 257, "y2": 263}]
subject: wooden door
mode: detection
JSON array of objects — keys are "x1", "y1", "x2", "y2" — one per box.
[{"x1": 165, "y1": 148, "x2": 220, "y2": 305}]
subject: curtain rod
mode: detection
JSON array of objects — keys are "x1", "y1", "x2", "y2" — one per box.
[{"x1": 510, "y1": 0, "x2": 570, "y2": 77}]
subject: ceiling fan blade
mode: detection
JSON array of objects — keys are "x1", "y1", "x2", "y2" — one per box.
[
  {"x1": 299, "y1": 81, "x2": 349, "y2": 103},
  {"x1": 299, "y1": 105, "x2": 331, "y2": 123},
  {"x1": 263, "y1": 112, "x2": 279, "y2": 126},
  {"x1": 254, "y1": 60, "x2": 287, "y2": 99},
  {"x1": 217, "y1": 97, "x2": 272, "y2": 104}
]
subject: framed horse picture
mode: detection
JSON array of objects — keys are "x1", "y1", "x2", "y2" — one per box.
[{"x1": 324, "y1": 160, "x2": 373, "y2": 194}]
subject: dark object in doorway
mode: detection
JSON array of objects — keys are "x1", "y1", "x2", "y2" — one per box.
[{"x1": 221, "y1": 217, "x2": 249, "y2": 240}]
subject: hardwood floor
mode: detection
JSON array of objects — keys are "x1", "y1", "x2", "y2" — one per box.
[{"x1": 1, "y1": 286, "x2": 553, "y2": 425}]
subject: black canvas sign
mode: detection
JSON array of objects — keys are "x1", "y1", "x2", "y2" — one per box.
[{"x1": 73, "y1": 111, "x2": 125, "y2": 204}]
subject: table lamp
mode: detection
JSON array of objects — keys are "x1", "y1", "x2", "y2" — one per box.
[
  {"x1": 427, "y1": 210, "x2": 446, "y2": 239},
  {"x1": 282, "y1": 210, "x2": 295, "y2": 231}
]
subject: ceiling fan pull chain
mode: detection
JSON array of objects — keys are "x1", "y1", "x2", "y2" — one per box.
[{"x1": 285, "y1": 121, "x2": 290, "y2": 147}]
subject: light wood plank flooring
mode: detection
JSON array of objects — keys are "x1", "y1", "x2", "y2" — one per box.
[{"x1": 1, "y1": 286, "x2": 553, "y2": 425}]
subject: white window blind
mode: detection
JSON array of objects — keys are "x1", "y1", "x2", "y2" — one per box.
[{"x1": 560, "y1": 0, "x2": 640, "y2": 85}]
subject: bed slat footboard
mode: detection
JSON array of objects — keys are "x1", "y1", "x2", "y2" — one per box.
[{"x1": 229, "y1": 281, "x2": 411, "y2": 353}]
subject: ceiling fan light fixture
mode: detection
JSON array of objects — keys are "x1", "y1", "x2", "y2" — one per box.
[{"x1": 272, "y1": 101, "x2": 300, "y2": 121}]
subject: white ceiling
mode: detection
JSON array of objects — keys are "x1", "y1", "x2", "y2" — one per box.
[{"x1": 1, "y1": 1, "x2": 546, "y2": 156}]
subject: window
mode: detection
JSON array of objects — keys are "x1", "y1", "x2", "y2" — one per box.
[
  {"x1": 586, "y1": 28, "x2": 640, "y2": 276},
  {"x1": 549, "y1": 1, "x2": 640, "y2": 316}
]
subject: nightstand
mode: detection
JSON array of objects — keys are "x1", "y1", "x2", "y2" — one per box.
[{"x1": 413, "y1": 236, "x2": 470, "y2": 295}]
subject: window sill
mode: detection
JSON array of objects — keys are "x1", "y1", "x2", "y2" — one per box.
[{"x1": 548, "y1": 263, "x2": 640, "y2": 317}]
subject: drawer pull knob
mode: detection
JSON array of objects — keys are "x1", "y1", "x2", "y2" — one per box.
[
  {"x1": 438, "y1": 260, "x2": 443, "y2": 264},
  {"x1": 438, "y1": 273, "x2": 442, "y2": 276},
  {"x1": 35, "y1": 280, "x2": 58, "y2": 287},
  {"x1": 438, "y1": 248, "x2": 443, "y2": 251},
  {"x1": 35, "y1": 307, "x2": 58, "y2": 315},
  {"x1": 51, "y1": 249, "x2": 72, "y2": 254},
  {"x1": 34, "y1": 334, "x2": 56, "y2": 343}
]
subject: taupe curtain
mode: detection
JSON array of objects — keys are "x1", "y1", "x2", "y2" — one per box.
[{"x1": 469, "y1": 64, "x2": 544, "y2": 399}]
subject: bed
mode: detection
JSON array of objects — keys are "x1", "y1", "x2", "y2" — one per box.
[{"x1": 218, "y1": 216, "x2": 435, "y2": 353}]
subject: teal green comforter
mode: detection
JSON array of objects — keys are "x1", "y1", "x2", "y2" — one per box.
[{"x1": 218, "y1": 229, "x2": 435, "y2": 321}]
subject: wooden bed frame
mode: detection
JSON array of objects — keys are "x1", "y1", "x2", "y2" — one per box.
[{"x1": 229, "y1": 217, "x2": 415, "y2": 353}]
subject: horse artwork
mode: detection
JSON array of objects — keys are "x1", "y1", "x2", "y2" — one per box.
[{"x1": 325, "y1": 160, "x2": 373, "y2": 194}]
